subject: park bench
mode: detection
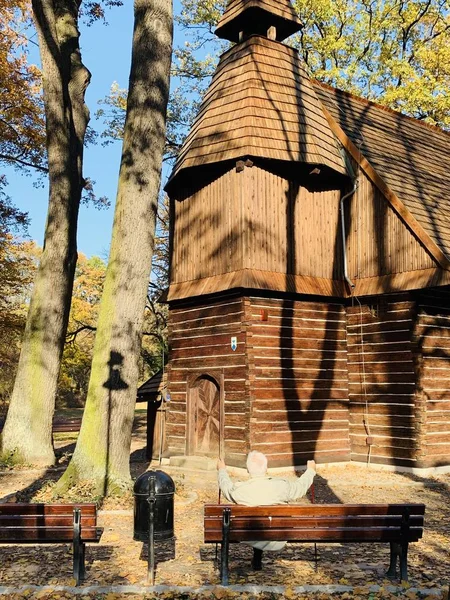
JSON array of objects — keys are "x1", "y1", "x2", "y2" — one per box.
[
  {"x1": 0, "y1": 418, "x2": 82, "y2": 433},
  {"x1": 0, "y1": 503, "x2": 103, "y2": 585},
  {"x1": 52, "y1": 418, "x2": 82, "y2": 433},
  {"x1": 204, "y1": 503, "x2": 425, "y2": 585}
]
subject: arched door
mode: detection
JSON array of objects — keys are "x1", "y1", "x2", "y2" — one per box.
[{"x1": 188, "y1": 375, "x2": 222, "y2": 457}]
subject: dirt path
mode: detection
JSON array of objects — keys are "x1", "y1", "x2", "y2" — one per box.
[
  {"x1": 0, "y1": 417, "x2": 449, "y2": 596},
  {"x1": 1, "y1": 458, "x2": 449, "y2": 595}
]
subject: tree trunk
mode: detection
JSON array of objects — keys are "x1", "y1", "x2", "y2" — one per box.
[
  {"x1": 1, "y1": 0, "x2": 90, "y2": 466},
  {"x1": 56, "y1": 0, "x2": 173, "y2": 495}
]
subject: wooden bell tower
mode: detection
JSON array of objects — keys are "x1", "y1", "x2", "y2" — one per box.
[{"x1": 163, "y1": 0, "x2": 353, "y2": 468}]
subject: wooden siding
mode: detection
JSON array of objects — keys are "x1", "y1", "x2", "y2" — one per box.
[
  {"x1": 165, "y1": 296, "x2": 250, "y2": 465},
  {"x1": 413, "y1": 287, "x2": 450, "y2": 467},
  {"x1": 169, "y1": 164, "x2": 444, "y2": 301},
  {"x1": 171, "y1": 168, "x2": 242, "y2": 283},
  {"x1": 346, "y1": 297, "x2": 422, "y2": 467},
  {"x1": 167, "y1": 269, "x2": 345, "y2": 302},
  {"x1": 347, "y1": 170, "x2": 436, "y2": 279},
  {"x1": 171, "y1": 165, "x2": 344, "y2": 285},
  {"x1": 247, "y1": 297, "x2": 350, "y2": 466},
  {"x1": 315, "y1": 82, "x2": 450, "y2": 261},
  {"x1": 165, "y1": 290, "x2": 450, "y2": 469}
]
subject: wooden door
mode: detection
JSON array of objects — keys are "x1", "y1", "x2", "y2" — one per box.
[{"x1": 189, "y1": 376, "x2": 221, "y2": 457}]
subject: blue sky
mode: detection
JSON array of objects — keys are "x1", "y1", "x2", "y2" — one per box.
[{"x1": 6, "y1": 1, "x2": 186, "y2": 259}]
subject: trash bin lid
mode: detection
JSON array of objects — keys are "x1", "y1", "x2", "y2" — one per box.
[{"x1": 133, "y1": 469, "x2": 175, "y2": 495}]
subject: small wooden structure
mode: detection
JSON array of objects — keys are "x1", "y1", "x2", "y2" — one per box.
[
  {"x1": 137, "y1": 371, "x2": 167, "y2": 461},
  {"x1": 162, "y1": 0, "x2": 450, "y2": 470}
]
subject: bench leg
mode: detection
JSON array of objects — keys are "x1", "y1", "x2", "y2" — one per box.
[
  {"x1": 387, "y1": 541, "x2": 409, "y2": 582},
  {"x1": 252, "y1": 548, "x2": 263, "y2": 571},
  {"x1": 73, "y1": 507, "x2": 85, "y2": 586},
  {"x1": 220, "y1": 508, "x2": 231, "y2": 586},
  {"x1": 73, "y1": 540, "x2": 86, "y2": 585},
  {"x1": 387, "y1": 541, "x2": 399, "y2": 579},
  {"x1": 399, "y1": 542, "x2": 408, "y2": 582},
  {"x1": 80, "y1": 542, "x2": 86, "y2": 580}
]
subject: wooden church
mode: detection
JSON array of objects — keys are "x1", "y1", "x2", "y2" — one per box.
[{"x1": 162, "y1": 0, "x2": 450, "y2": 470}]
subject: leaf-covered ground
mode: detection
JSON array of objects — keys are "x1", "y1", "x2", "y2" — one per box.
[{"x1": 0, "y1": 424, "x2": 449, "y2": 599}]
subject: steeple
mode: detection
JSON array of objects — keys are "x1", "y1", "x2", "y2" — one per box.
[
  {"x1": 215, "y1": 0, "x2": 302, "y2": 42},
  {"x1": 166, "y1": 0, "x2": 349, "y2": 191}
]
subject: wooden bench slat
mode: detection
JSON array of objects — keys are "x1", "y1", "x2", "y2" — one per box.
[
  {"x1": 0, "y1": 503, "x2": 97, "y2": 516},
  {"x1": 205, "y1": 515, "x2": 424, "y2": 530},
  {"x1": 205, "y1": 527, "x2": 424, "y2": 543},
  {"x1": 0, "y1": 526, "x2": 102, "y2": 543},
  {"x1": 204, "y1": 503, "x2": 426, "y2": 517},
  {"x1": 0, "y1": 516, "x2": 97, "y2": 527}
]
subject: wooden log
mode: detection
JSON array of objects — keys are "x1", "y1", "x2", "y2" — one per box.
[{"x1": 255, "y1": 389, "x2": 348, "y2": 400}]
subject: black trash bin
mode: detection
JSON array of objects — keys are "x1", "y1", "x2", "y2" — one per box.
[{"x1": 133, "y1": 469, "x2": 175, "y2": 541}]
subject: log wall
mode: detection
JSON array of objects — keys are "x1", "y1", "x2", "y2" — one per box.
[
  {"x1": 346, "y1": 295, "x2": 422, "y2": 467},
  {"x1": 247, "y1": 297, "x2": 350, "y2": 466},
  {"x1": 413, "y1": 287, "x2": 450, "y2": 467},
  {"x1": 165, "y1": 296, "x2": 250, "y2": 465},
  {"x1": 165, "y1": 288, "x2": 450, "y2": 470}
]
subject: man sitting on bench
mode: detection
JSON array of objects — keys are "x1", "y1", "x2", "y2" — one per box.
[{"x1": 217, "y1": 451, "x2": 316, "y2": 570}]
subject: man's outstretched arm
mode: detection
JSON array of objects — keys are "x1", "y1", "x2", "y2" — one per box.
[
  {"x1": 217, "y1": 458, "x2": 236, "y2": 502},
  {"x1": 286, "y1": 459, "x2": 316, "y2": 501}
]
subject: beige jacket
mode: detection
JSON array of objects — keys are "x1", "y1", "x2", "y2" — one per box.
[{"x1": 217, "y1": 467, "x2": 315, "y2": 551}]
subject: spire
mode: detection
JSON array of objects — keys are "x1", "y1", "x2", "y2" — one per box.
[
  {"x1": 215, "y1": 0, "x2": 302, "y2": 43},
  {"x1": 166, "y1": 37, "x2": 348, "y2": 189}
]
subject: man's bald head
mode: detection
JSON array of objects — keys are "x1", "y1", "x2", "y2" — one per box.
[{"x1": 246, "y1": 451, "x2": 268, "y2": 476}]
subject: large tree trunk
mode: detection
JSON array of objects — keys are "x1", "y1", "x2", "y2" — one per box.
[
  {"x1": 56, "y1": 0, "x2": 173, "y2": 495},
  {"x1": 1, "y1": 0, "x2": 90, "y2": 466}
]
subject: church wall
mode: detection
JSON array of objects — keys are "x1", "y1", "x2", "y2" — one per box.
[
  {"x1": 246, "y1": 296, "x2": 351, "y2": 467},
  {"x1": 413, "y1": 287, "x2": 450, "y2": 467},
  {"x1": 347, "y1": 171, "x2": 436, "y2": 280},
  {"x1": 165, "y1": 289, "x2": 450, "y2": 469},
  {"x1": 346, "y1": 295, "x2": 423, "y2": 468},
  {"x1": 170, "y1": 164, "x2": 345, "y2": 286},
  {"x1": 164, "y1": 295, "x2": 250, "y2": 465}
]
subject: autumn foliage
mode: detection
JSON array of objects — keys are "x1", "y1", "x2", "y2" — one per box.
[{"x1": 0, "y1": 0, "x2": 46, "y2": 173}]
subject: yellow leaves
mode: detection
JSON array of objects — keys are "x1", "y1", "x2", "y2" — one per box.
[
  {"x1": 0, "y1": 0, "x2": 46, "y2": 171},
  {"x1": 289, "y1": 0, "x2": 450, "y2": 127}
]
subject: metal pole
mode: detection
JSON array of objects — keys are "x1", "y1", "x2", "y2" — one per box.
[
  {"x1": 215, "y1": 487, "x2": 221, "y2": 566},
  {"x1": 221, "y1": 507, "x2": 231, "y2": 586},
  {"x1": 310, "y1": 476, "x2": 318, "y2": 568},
  {"x1": 158, "y1": 404, "x2": 165, "y2": 466},
  {"x1": 147, "y1": 475, "x2": 156, "y2": 585}
]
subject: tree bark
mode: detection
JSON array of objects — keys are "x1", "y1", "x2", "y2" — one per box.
[
  {"x1": 1, "y1": 0, "x2": 90, "y2": 466},
  {"x1": 56, "y1": 0, "x2": 173, "y2": 494}
]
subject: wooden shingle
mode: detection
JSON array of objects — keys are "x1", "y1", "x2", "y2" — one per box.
[{"x1": 168, "y1": 36, "x2": 348, "y2": 187}]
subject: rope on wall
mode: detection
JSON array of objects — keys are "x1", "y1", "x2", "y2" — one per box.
[{"x1": 353, "y1": 295, "x2": 372, "y2": 466}]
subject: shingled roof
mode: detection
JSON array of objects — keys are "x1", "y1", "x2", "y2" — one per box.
[
  {"x1": 314, "y1": 82, "x2": 450, "y2": 262},
  {"x1": 215, "y1": 0, "x2": 302, "y2": 42},
  {"x1": 167, "y1": 35, "x2": 348, "y2": 187}
]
